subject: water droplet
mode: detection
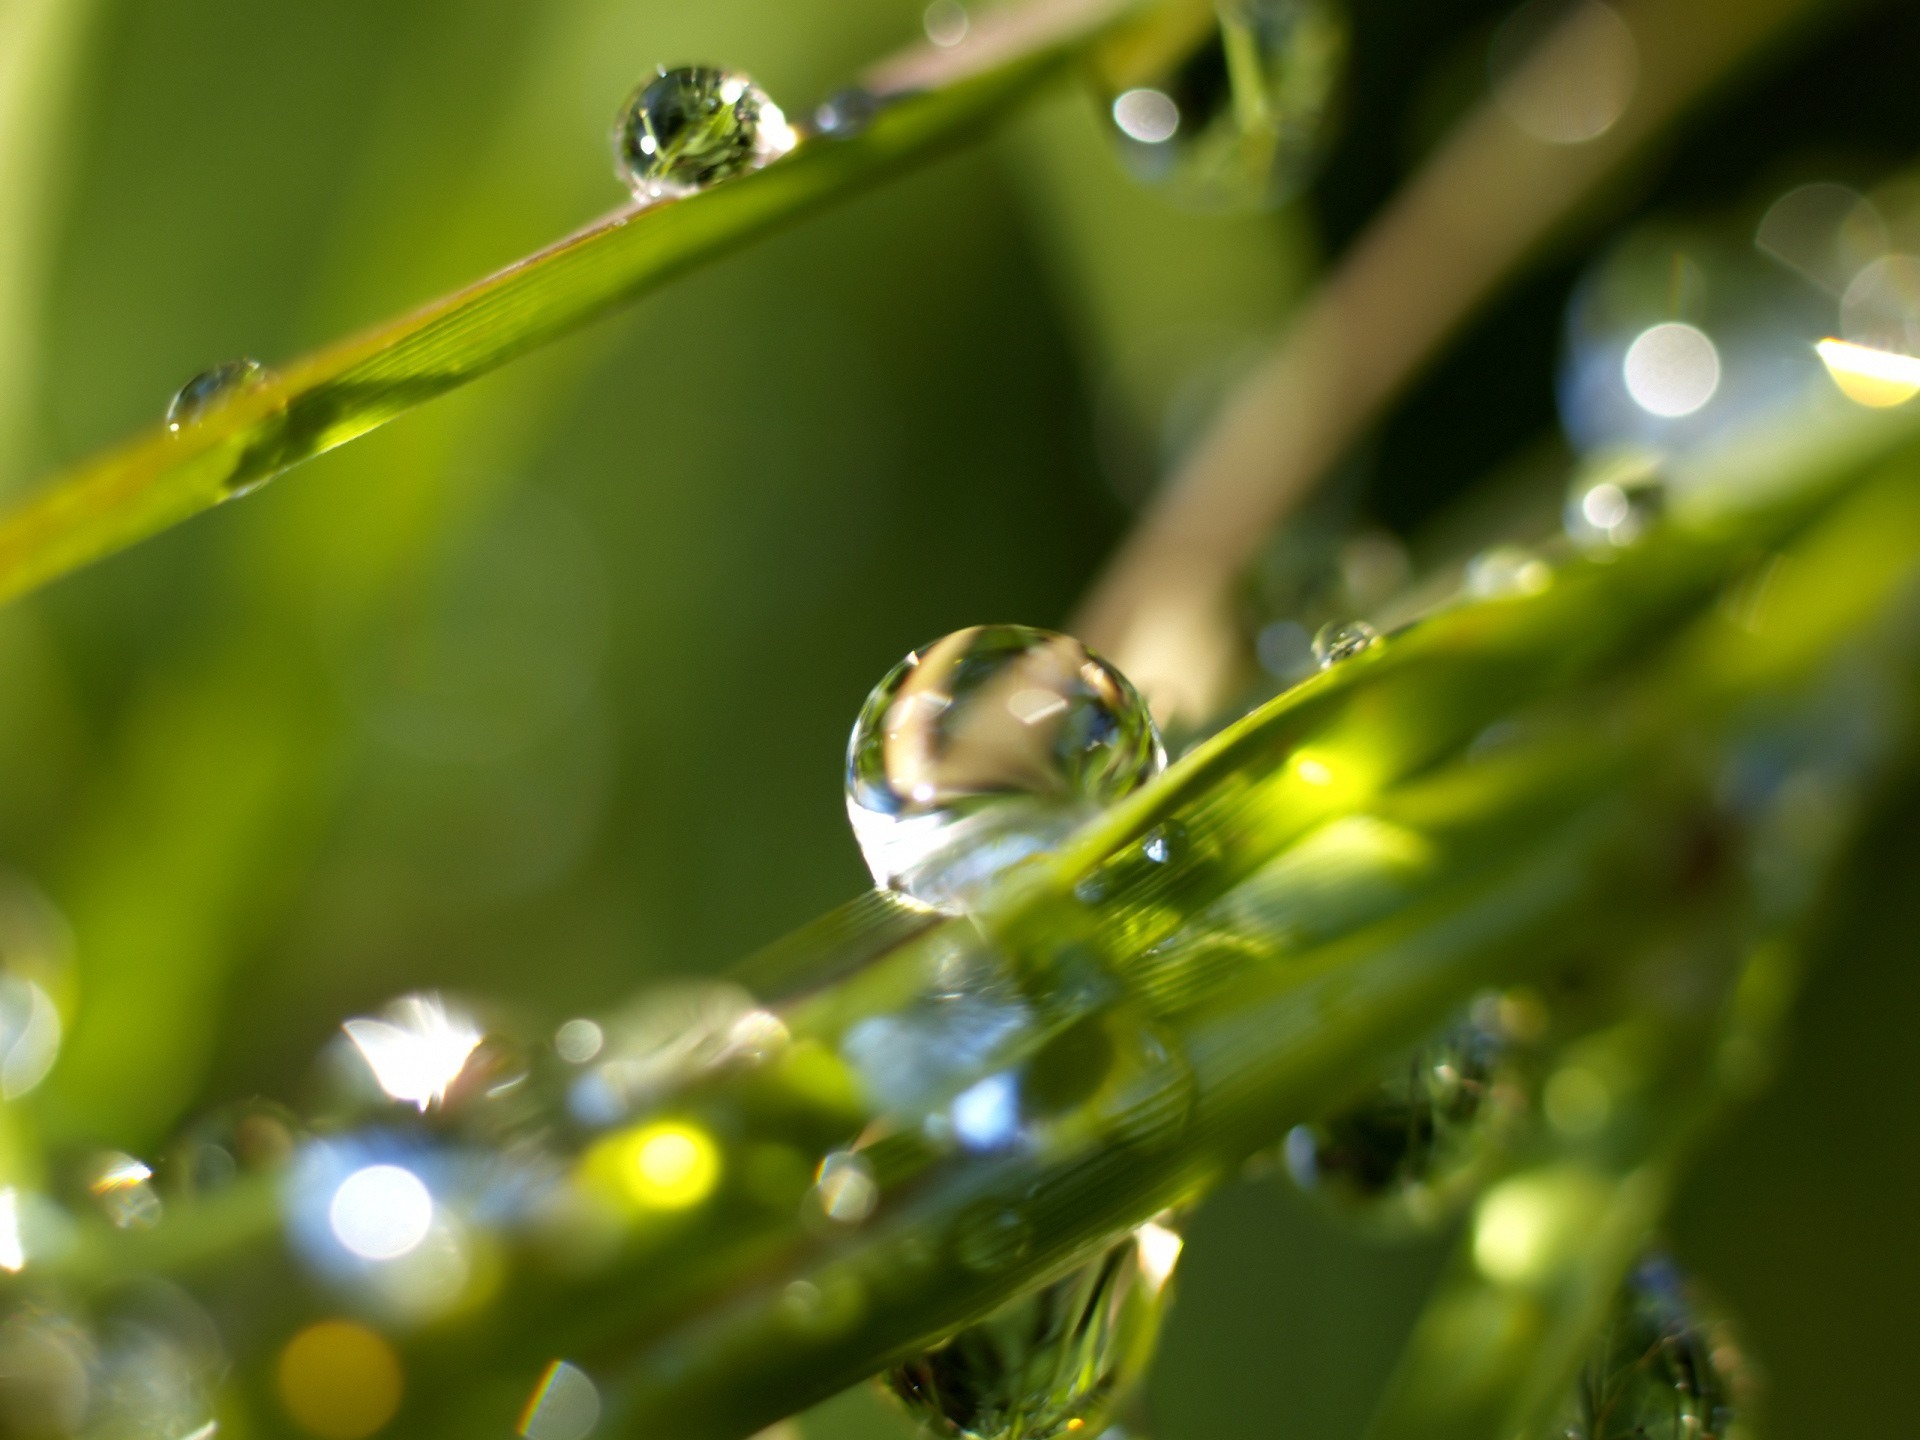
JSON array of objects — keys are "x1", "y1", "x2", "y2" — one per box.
[
  {"x1": 1311, "y1": 619, "x2": 1378, "y2": 668},
  {"x1": 1552, "y1": 1254, "x2": 1751, "y2": 1440},
  {"x1": 341, "y1": 992, "x2": 483, "y2": 1112},
  {"x1": 613, "y1": 66, "x2": 798, "y2": 201},
  {"x1": 1285, "y1": 998, "x2": 1525, "y2": 1230},
  {"x1": 1100, "y1": 0, "x2": 1347, "y2": 212},
  {"x1": 813, "y1": 87, "x2": 881, "y2": 138},
  {"x1": 846, "y1": 626, "x2": 1165, "y2": 911},
  {"x1": 521, "y1": 1360, "x2": 603, "y2": 1440},
  {"x1": 88, "y1": 1152, "x2": 163, "y2": 1231},
  {"x1": 165, "y1": 358, "x2": 267, "y2": 432},
  {"x1": 887, "y1": 1226, "x2": 1178, "y2": 1439},
  {"x1": 923, "y1": 0, "x2": 970, "y2": 47},
  {"x1": 1565, "y1": 450, "x2": 1666, "y2": 550},
  {"x1": 1464, "y1": 545, "x2": 1553, "y2": 598},
  {"x1": 812, "y1": 1151, "x2": 878, "y2": 1224}
]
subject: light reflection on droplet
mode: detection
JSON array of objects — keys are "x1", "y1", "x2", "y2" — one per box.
[
  {"x1": 0, "y1": 1189, "x2": 22, "y2": 1272},
  {"x1": 1465, "y1": 545, "x2": 1552, "y2": 598},
  {"x1": 1815, "y1": 337, "x2": 1920, "y2": 408},
  {"x1": 1621, "y1": 322, "x2": 1721, "y2": 417},
  {"x1": 613, "y1": 67, "x2": 797, "y2": 202},
  {"x1": 1133, "y1": 1220, "x2": 1183, "y2": 1294},
  {"x1": 342, "y1": 993, "x2": 482, "y2": 1112},
  {"x1": 1111, "y1": 89, "x2": 1179, "y2": 144},
  {"x1": 813, "y1": 1151, "x2": 878, "y2": 1223},
  {"x1": 277, "y1": 1320, "x2": 403, "y2": 1440},
  {"x1": 950, "y1": 1072, "x2": 1021, "y2": 1151},
  {"x1": 1312, "y1": 620, "x2": 1378, "y2": 669},
  {"x1": 520, "y1": 1360, "x2": 602, "y2": 1440},
  {"x1": 923, "y1": 0, "x2": 969, "y2": 47},
  {"x1": 555, "y1": 1019, "x2": 605, "y2": 1064},
  {"x1": 1490, "y1": 0, "x2": 1638, "y2": 146},
  {"x1": 90, "y1": 1152, "x2": 163, "y2": 1231},
  {"x1": 329, "y1": 1165, "x2": 434, "y2": 1261},
  {"x1": 0, "y1": 976, "x2": 60, "y2": 1100}
]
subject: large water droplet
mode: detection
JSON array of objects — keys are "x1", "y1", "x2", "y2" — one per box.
[
  {"x1": 888, "y1": 1224, "x2": 1180, "y2": 1440},
  {"x1": 1311, "y1": 619, "x2": 1378, "y2": 668},
  {"x1": 613, "y1": 66, "x2": 797, "y2": 201},
  {"x1": 1284, "y1": 995, "x2": 1529, "y2": 1230},
  {"x1": 846, "y1": 626, "x2": 1165, "y2": 911},
  {"x1": 1101, "y1": 0, "x2": 1347, "y2": 212},
  {"x1": 165, "y1": 358, "x2": 267, "y2": 432},
  {"x1": 1554, "y1": 1254, "x2": 1751, "y2": 1440}
]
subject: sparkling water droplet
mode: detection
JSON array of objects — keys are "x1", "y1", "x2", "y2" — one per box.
[
  {"x1": 1311, "y1": 619, "x2": 1378, "y2": 668},
  {"x1": 165, "y1": 358, "x2": 266, "y2": 432},
  {"x1": 846, "y1": 626, "x2": 1165, "y2": 911},
  {"x1": 1285, "y1": 997, "x2": 1525, "y2": 1230},
  {"x1": 887, "y1": 1224, "x2": 1179, "y2": 1440},
  {"x1": 1100, "y1": 0, "x2": 1347, "y2": 211},
  {"x1": 613, "y1": 66, "x2": 797, "y2": 201},
  {"x1": 88, "y1": 1152, "x2": 163, "y2": 1231},
  {"x1": 1464, "y1": 544, "x2": 1553, "y2": 598},
  {"x1": 1554, "y1": 1254, "x2": 1751, "y2": 1440},
  {"x1": 813, "y1": 87, "x2": 881, "y2": 138},
  {"x1": 1565, "y1": 449, "x2": 1666, "y2": 550}
]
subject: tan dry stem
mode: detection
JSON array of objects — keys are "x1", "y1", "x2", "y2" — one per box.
[{"x1": 1074, "y1": 0, "x2": 1836, "y2": 725}]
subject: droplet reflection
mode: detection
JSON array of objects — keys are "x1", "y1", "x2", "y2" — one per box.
[
  {"x1": 613, "y1": 66, "x2": 797, "y2": 202},
  {"x1": 845, "y1": 626, "x2": 1163, "y2": 911}
]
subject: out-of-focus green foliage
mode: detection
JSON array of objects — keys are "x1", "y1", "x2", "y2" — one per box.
[{"x1": 2, "y1": 1, "x2": 1920, "y2": 1439}]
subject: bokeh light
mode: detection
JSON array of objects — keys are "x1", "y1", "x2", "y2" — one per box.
[
  {"x1": 277, "y1": 1320, "x2": 403, "y2": 1439},
  {"x1": 329, "y1": 1165, "x2": 434, "y2": 1261}
]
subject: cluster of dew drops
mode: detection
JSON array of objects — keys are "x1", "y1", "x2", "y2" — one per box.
[{"x1": 89, "y1": 9, "x2": 1749, "y2": 1440}]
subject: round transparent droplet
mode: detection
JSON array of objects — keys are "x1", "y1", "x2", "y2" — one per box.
[
  {"x1": 1464, "y1": 545, "x2": 1553, "y2": 598},
  {"x1": 1565, "y1": 449, "x2": 1666, "y2": 551},
  {"x1": 813, "y1": 87, "x2": 882, "y2": 139},
  {"x1": 846, "y1": 625, "x2": 1165, "y2": 911},
  {"x1": 1099, "y1": 0, "x2": 1347, "y2": 212},
  {"x1": 1553, "y1": 1254, "x2": 1753, "y2": 1440},
  {"x1": 887, "y1": 1224, "x2": 1179, "y2": 1440},
  {"x1": 613, "y1": 66, "x2": 797, "y2": 201},
  {"x1": 1311, "y1": 619, "x2": 1378, "y2": 669},
  {"x1": 165, "y1": 357, "x2": 267, "y2": 432},
  {"x1": 1285, "y1": 996, "x2": 1526, "y2": 1231}
]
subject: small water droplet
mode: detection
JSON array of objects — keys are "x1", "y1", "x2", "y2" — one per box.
[
  {"x1": 846, "y1": 626, "x2": 1165, "y2": 911},
  {"x1": 887, "y1": 1226, "x2": 1178, "y2": 1439},
  {"x1": 1311, "y1": 620, "x2": 1378, "y2": 668},
  {"x1": 1099, "y1": 0, "x2": 1347, "y2": 212},
  {"x1": 1464, "y1": 545, "x2": 1553, "y2": 598},
  {"x1": 923, "y1": 0, "x2": 970, "y2": 47},
  {"x1": 1552, "y1": 1254, "x2": 1751, "y2": 1440},
  {"x1": 88, "y1": 1152, "x2": 163, "y2": 1231},
  {"x1": 165, "y1": 358, "x2": 266, "y2": 432},
  {"x1": 1285, "y1": 997, "x2": 1526, "y2": 1230},
  {"x1": 812, "y1": 87, "x2": 881, "y2": 138},
  {"x1": 1565, "y1": 450, "x2": 1667, "y2": 550},
  {"x1": 812, "y1": 1151, "x2": 878, "y2": 1224},
  {"x1": 613, "y1": 66, "x2": 798, "y2": 201}
]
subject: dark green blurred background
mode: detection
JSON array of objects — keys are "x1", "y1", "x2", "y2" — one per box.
[{"x1": 0, "y1": 0, "x2": 1914, "y2": 1436}]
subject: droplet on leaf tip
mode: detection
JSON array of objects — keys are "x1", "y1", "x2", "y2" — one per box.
[{"x1": 165, "y1": 358, "x2": 267, "y2": 433}]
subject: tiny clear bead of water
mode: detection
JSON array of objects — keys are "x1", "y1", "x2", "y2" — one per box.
[
  {"x1": 613, "y1": 66, "x2": 797, "y2": 201},
  {"x1": 1555, "y1": 1254, "x2": 1749, "y2": 1440},
  {"x1": 884, "y1": 1225, "x2": 1177, "y2": 1440},
  {"x1": 1564, "y1": 450, "x2": 1668, "y2": 550},
  {"x1": 1102, "y1": 0, "x2": 1347, "y2": 211},
  {"x1": 1312, "y1": 619, "x2": 1379, "y2": 668},
  {"x1": 165, "y1": 358, "x2": 266, "y2": 431},
  {"x1": 1285, "y1": 999, "x2": 1518, "y2": 1231},
  {"x1": 846, "y1": 625, "x2": 1165, "y2": 911}
]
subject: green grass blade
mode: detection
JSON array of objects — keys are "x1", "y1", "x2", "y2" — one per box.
[{"x1": 0, "y1": 1, "x2": 1139, "y2": 608}]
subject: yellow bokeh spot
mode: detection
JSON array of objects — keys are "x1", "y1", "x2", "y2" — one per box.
[
  {"x1": 1292, "y1": 753, "x2": 1336, "y2": 787},
  {"x1": 588, "y1": 1120, "x2": 721, "y2": 1211},
  {"x1": 277, "y1": 1320, "x2": 403, "y2": 1439},
  {"x1": 1817, "y1": 338, "x2": 1920, "y2": 409}
]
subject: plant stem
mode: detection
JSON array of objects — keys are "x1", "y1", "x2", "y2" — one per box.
[{"x1": 1073, "y1": 0, "x2": 1850, "y2": 724}]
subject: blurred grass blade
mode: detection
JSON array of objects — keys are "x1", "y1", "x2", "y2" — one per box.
[{"x1": 0, "y1": 0, "x2": 1153, "y2": 607}]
